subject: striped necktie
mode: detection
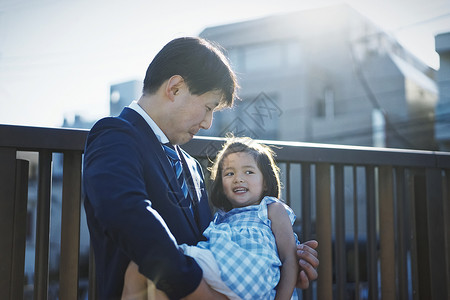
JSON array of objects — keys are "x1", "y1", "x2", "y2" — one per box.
[{"x1": 162, "y1": 143, "x2": 191, "y2": 211}]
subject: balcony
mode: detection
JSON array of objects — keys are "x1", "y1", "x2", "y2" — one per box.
[{"x1": 1, "y1": 124, "x2": 449, "y2": 299}]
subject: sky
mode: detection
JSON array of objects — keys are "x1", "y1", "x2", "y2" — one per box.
[{"x1": 1, "y1": 0, "x2": 449, "y2": 127}]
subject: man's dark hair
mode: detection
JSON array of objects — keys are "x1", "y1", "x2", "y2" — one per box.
[{"x1": 143, "y1": 37, "x2": 238, "y2": 108}]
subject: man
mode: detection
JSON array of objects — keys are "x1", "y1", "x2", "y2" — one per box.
[{"x1": 83, "y1": 37, "x2": 318, "y2": 299}]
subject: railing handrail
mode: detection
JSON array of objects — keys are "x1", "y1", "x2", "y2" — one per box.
[
  {"x1": 185, "y1": 136, "x2": 450, "y2": 168},
  {"x1": 2, "y1": 124, "x2": 450, "y2": 168},
  {"x1": 0, "y1": 124, "x2": 89, "y2": 152}
]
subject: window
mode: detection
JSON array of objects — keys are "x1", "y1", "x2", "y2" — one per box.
[
  {"x1": 285, "y1": 41, "x2": 302, "y2": 66},
  {"x1": 316, "y1": 88, "x2": 335, "y2": 119},
  {"x1": 227, "y1": 48, "x2": 244, "y2": 73},
  {"x1": 245, "y1": 43, "x2": 283, "y2": 72},
  {"x1": 227, "y1": 40, "x2": 302, "y2": 74},
  {"x1": 372, "y1": 109, "x2": 386, "y2": 147}
]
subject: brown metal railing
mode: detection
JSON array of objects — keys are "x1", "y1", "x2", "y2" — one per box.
[
  {"x1": 0, "y1": 125, "x2": 87, "y2": 300},
  {"x1": 185, "y1": 137, "x2": 450, "y2": 300},
  {"x1": 1, "y1": 125, "x2": 449, "y2": 299}
]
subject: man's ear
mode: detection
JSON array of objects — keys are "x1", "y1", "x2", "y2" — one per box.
[{"x1": 165, "y1": 75, "x2": 184, "y2": 101}]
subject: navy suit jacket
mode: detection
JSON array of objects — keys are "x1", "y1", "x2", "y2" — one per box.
[{"x1": 83, "y1": 108, "x2": 212, "y2": 299}]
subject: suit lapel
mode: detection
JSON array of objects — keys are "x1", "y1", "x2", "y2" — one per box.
[{"x1": 119, "y1": 108, "x2": 200, "y2": 236}]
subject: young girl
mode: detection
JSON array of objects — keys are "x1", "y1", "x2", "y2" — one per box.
[
  {"x1": 123, "y1": 137, "x2": 299, "y2": 299},
  {"x1": 186, "y1": 136, "x2": 299, "y2": 300}
]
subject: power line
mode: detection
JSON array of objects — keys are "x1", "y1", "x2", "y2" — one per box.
[{"x1": 392, "y1": 12, "x2": 450, "y2": 32}]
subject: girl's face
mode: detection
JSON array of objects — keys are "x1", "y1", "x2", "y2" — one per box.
[{"x1": 221, "y1": 152, "x2": 266, "y2": 209}]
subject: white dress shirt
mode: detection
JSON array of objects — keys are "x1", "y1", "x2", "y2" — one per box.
[{"x1": 128, "y1": 100, "x2": 169, "y2": 144}]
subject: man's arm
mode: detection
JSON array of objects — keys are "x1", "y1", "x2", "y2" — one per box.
[
  {"x1": 268, "y1": 202, "x2": 299, "y2": 300},
  {"x1": 122, "y1": 261, "x2": 227, "y2": 300},
  {"x1": 296, "y1": 240, "x2": 319, "y2": 289},
  {"x1": 84, "y1": 119, "x2": 203, "y2": 298}
]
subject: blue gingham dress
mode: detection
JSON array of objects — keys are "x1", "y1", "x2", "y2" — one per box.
[{"x1": 196, "y1": 196, "x2": 299, "y2": 299}]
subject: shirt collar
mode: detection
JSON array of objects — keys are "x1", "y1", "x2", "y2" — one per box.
[{"x1": 128, "y1": 100, "x2": 169, "y2": 144}]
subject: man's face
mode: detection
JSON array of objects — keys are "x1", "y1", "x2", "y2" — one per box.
[{"x1": 166, "y1": 88, "x2": 222, "y2": 145}]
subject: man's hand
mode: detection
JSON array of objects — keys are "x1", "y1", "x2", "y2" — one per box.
[{"x1": 296, "y1": 240, "x2": 319, "y2": 289}]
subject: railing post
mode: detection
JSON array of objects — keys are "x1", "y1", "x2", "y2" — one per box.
[
  {"x1": 301, "y1": 163, "x2": 313, "y2": 300},
  {"x1": 378, "y1": 166, "x2": 396, "y2": 299},
  {"x1": 316, "y1": 163, "x2": 332, "y2": 300},
  {"x1": 11, "y1": 159, "x2": 30, "y2": 300},
  {"x1": 334, "y1": 164, "x2": 347, "y2": 299},
  {"x1": 285, "y1": 163, "x2": 291, "y2": 206},
  {"x1": 395, "y1": 167, "x2": 409, "y2": 299},
  {"x1": 0, "y1": 148, "x2": 18, "y2": 299},
  {"x1": 412, "y1": 171, "x2": 431, "y2": 299},
  {"x1": 444, "y1": 170, "x2": 450, "y2": 297},
  {"x1": 59, "y1": 151, "x2": 82, "y2": 300},
  {"x1": 301, "y1": 163, "x2": 312, "y2": 240},
  {"x1": 366, "y1": 166, "x2": 378, "y2": 300},
  {"x1": 425, "y1": 168, "x2": 449, "y2": 299},
  {"x1": 34, "y1": 150, "x2": 53, "y2": 300},
  {"x1": 352, "y1": 166, "x2": 360, "y2": 300}
]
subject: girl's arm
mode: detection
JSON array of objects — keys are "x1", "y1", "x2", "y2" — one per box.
[{"x1": 268, "y1": 202, "x2": 299, "y2": 300}]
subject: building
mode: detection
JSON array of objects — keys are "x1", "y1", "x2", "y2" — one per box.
[
  {"x1": 199, "y1": 4, "x2": 438, "y2": 150},
  {"x1": 435, "y1": 32, "x2": 450, "y2": 151},
  {"x1": 198, "y1": 10, "x2": 441, "y2": 287},
  {"x1": 110, "y1": 80, "x2": 143, "y2": 117}
]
